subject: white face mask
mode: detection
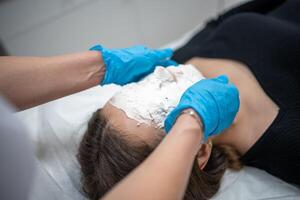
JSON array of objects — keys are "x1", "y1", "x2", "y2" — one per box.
[{"x1": 109, "y1": 64, "x2": 205, "y2": 129}]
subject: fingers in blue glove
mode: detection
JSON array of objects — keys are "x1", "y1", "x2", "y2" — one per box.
[
  {"x1": 213, "y1": 75, "x2": 229, "y2": 84},
  {"x1": 90, "y1": 44, "x2": 178, "y2": 85},
  {"x1": 157, "y1": 59, "x2": 178, "y2": 67},
  {"x1": 153, "y1": 48, "x2": 173, "y2": 60},
  {"x1": 90, "y1": 44, "x2": 103, "y2": 51},
  {"x1": 164, "y1": 75, "x2": 240, "y2": 139}
]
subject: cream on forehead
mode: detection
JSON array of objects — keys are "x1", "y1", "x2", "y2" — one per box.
[{"x1": 109, "y1": 64, "x2": 205, "y2": 128}]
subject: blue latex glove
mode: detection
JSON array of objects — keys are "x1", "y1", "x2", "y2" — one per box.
[
  {"x1": 90, "y1": 45, "x2": 177, "y2": 85},
  {"x1": 164, "y1": 75, "x2": 240, "y2": 139}
]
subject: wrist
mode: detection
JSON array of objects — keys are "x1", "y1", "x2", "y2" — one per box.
[
  {"x1": 89, "y1": 45, "x2": 107, "y2": 85},
  {"x1": 170, "y1": 112, "x2": 204, "y2": 145},
  {"x1": 177, "y1": 109, "x2": 203, "y2": 132},
  {"x1": 87, "y1": 50, "x2": 106, "y2": 84},
  {"x1": 180, "y1": 109, "x2": 203, "y2": 129}
]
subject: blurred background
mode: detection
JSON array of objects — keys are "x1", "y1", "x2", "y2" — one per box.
[{"x1": 0, "y1": 0, "x2": 247, "y2": 56}]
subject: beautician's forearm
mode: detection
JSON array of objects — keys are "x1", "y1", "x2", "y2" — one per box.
[
  {"x1": 103, "y1": 113, "x2": 203, "y2": 200},
  {"x1": 0, "y1": 51, "x2": 104, "y2": 110}
]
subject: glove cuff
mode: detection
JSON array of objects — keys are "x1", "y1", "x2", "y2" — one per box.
[
  {"x1": 165, "y1": 104, "x2": 209, "y2": 138},
  {"x1": 90, "y1": 44, "x2": 110, "y2": 85}
]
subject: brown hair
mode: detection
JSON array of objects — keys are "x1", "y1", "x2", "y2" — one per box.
[{"x1": 78, "y1": 109, "x2": 242, "y2": 200}]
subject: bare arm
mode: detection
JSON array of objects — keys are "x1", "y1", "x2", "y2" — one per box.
[
  {"x1": 0, "y1": 51, "x2": 105, "y2": 110},
  {"x1": 103, "y1": 110, "x2": 203, "y2": 200}
]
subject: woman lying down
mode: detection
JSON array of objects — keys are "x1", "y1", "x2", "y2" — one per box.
[
  {"x1": 78, "y1": 64, "x2": 242, "y2": 200},
  {"x1": 78, "y1": 0, "x2": 300, "y2": 199}
]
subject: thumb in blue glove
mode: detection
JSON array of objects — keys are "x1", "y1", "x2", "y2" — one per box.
[
  {"x1": 90, "y1": 45, "x2": 178, "y2": 85},
  {"x1": 164, "y1": 75, "x2": 240, "y2": 139}
]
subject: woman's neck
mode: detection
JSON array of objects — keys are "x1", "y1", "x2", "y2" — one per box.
[{"x1": 186, "y1": 57, "x2": 279, "y2": 156}]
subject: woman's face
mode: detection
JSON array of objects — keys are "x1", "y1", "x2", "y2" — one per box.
[
  {"x1": 102, "y1": 102, "x2": 163, "y2": 144},
  {"x1": 107, "y1": 65, "x2": 204, "y2": 131},
  {"x1": 101, "y1": 64, "x2": 212, "y2": 168},
  {"x1": 101, "y1": 65, "x2": 204, "y2": 142},
  {"x1": 100, "y1": 65, "x2": 208, "y2": 146}
]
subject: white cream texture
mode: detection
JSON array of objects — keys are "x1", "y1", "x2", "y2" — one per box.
[{"x1": 109, "y1": 64, "x2": 205, "y2": 128}]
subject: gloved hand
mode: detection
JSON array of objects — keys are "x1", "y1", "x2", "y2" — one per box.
[
  {"x1": 164, "y1": 75, "x2": 240, "y2": 139},
  {"x1": 90, "y1": 45, "x2": 177, "y2": 85}
]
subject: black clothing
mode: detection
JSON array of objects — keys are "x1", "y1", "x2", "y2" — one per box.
[{"x1": 173, "y1": 0, "x2": 300, "y2": 185}]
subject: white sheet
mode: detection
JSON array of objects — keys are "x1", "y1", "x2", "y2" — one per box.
[
  {"x1": 16, "y1": 85, "x2": 300, "y2": 200},
  {"x1": 17, "y1": 85, "x2": 121, "y2": 200},
  {"x1": 16, "y1": 25, "x2": 300, "y2": 199}
]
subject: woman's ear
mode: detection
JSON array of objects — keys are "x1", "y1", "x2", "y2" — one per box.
[{"x1": 196, "y1": 141, "x2": 213, "y2": 170}]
